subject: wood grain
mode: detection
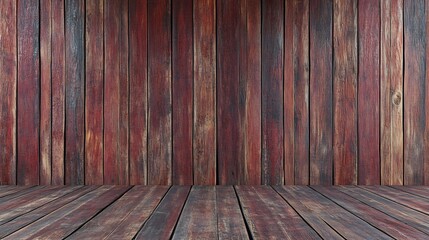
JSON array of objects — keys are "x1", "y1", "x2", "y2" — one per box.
[
  {"x1": 0, "y1": 0, "x2": 16, "y2": 185},
  {"x1": 193, "y1": 0, "x2": 216, "y2": 185},
  {"x1": 148, "y1": 0, "x2": 172, "y2": 185},
  {"x1": 104, "y1": 0, "x2": 129, "y2": 185},
  {"x1": 17, "y1": 0, "x2": 40, "y2": 185},
  {"x1": 85, "y1": 0, "x2": 104, "y2": 185},
  {"x1": 261, "y1": 0, "x2": 284, "y2": 185},
  {"x1": 217, "y1": 186, "x2": 249, "y2": 239}
]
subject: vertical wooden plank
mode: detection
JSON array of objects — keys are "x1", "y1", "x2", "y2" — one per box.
[
  {"x1": 244, "y1": 0, "x2": 262, "y2": 185},
  {"x1": 85, "y1": 0, "x2": 104, "y2": 185},
  {"x1": 358, "y1": 0, "x2": 380, "y2": 185},
  {"x1": 129, "y1": 0, "x2": 148, "y2": 185},
  {"x1": 426, "y1": 0, "x2": 429, "y2": 186},
  {"x1": 193, "y1": 0, "x2": 216, "y2": 185},
  {"x1": 404, "y1": 0, "x2": 425, "y2": 185},
  {"x1": 333, "y1": 0, "x2": 357, "y2": 185},
  {"x1": 17, "y1": 0, "x2": 40, "y2": 185},
  {"x1": 293, "y1": 0, "x2": 309, "y2": 185},
  {"x1": 261, "y1": 0, "x2": 284, "y2": 185},
  {"x1": 217, "y1": 0, "x2": 241, "y2": 185},
  {"x1": 52, "y1": 0, "x2": 65, "y2": 185},
  {"x1": 40, "y1": 0, "x2": 52, "y2": 185},
  {"x1": 104, "y1": 0, "x2": 129, "y2": 185},
  {"x1": 0, "y1": 0, "x2": 16, "y2": 185},
  {"x1": 309, "y1": 0, "x2": 333, "y2": 185},
  {"x1": 172, "y1": 0, "x2": 193, "y2": 185},
  {"x1": 148, "y1": 0, "x2": 172, "y2": 185}
]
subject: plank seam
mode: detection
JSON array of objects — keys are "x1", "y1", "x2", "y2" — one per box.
[{"x1": 232, "y1": 185, "x2": 254, "y2": 240}]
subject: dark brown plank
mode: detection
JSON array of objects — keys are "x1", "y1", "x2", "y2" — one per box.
[
  {"x1": 0, "y1": 187, "x2": 42, "y2": 204},
  {"x1": 51, "y1": 0, "x2": 66, "y2": 185},
  {"x1": 172, "y1": 0, "x2": 193, "y2": 185},
  {"x1": 134, "y1": 186, "x2": 190, "y2": 239},
  {"x1": 0, "y1": 187, "x2": 96, "y2": 238},
  {"x1": 17, "y1": 0, "x2": 40, "y2": 185},
  {"x1": 172, "y1": 186, "x2": 217, "y2": 239},
  {"x1": 0, "y1": 186, "x2": 33, "y2": 199},
  {"x1": 85, "y1": 0, "x2": 104, "y2": 185},
  {"x1": 333, "y1": 0, "x2": 357, "y2": 185},
  {"x1": 404, "y1": 0, "x2": 426, "y2": 185},
  {"x1": 391, "y1": 186, "x2": 429, "y2": 199},
  {"x1": 236, "y1": 186, "x2": 320, "y2": 239},
  {"x1": 217, "y1": 186, "x2": 248, "y2": 239},
  {"x1": 0, "y1": 0, "x2": 16, "y2": 185},
  {"x1": 313, "y1": 186, "x2": 429, "y2": 239},
  {"x1": 69, "y1": 186, "x2": 168, "y2": 239},
  {"x1": 65, "y1": 0, "x2": 85, "y2": 185},
  {"x1": 275, "y1": 186, "x2": 390, "y2": 239},
  {"x1": 40, "y1": 0, "x2": 52, "y2": 185},
  {"x1": 104, "y1": 0, "x2": 129, "y2": 185},
  {"x1": 358, "y1": 0, "x2": 380, "y2": 185},
  {"x1": 309, "y1": 0, "x2": 333, "y2": 185},
  {"x1": 129, "y1": 0, "x2": 148, "y2": 185},
  {"x1": 193, "y1": 0, "x2": 216, "y2": 185},
  {"x1": 293, "y1": 0, "x2": 310, "y2": 185},
  {"x1": 261, "y1": 0, "x2": 284, "y2": 185},
  {"x1": 4, "y1": 186, "x2": 130, "y2": 239},
  {"x1": 148, "y1": 0, "x2": 172, "y2": 185}
]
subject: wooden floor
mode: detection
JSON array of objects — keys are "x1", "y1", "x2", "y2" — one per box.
[{"x1": 0, "y1": 186, "x2": 428, "y2": 239}]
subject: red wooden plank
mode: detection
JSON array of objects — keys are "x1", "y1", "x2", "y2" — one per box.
[
  {"x1": 358, "y1": 0, "x2": 380, "y2": 185},
  {"x1": 65, "y1": 0, "x2": 85, "y2": 185},
  {"x1": 309, "y1": 0, "x2": 333, "y2": 185},
  {"x1": 404, "y1": 0, "x2": 426, "y2": 185},
  {"x1": 261, "y1": 0, "x2": 284, "y2": 185},
  {"x1": 104, "y1": 0, "x2": 129, "y2": 185},
  {"x1": 148, "y1": 0, "x2": 172, "y2": 185},
  {"x1": 0, "y1": 186, "x2": 33, "y2": 198},
  {"x1": 391, "y1": 186, "x2": 429, "y2": 198},
  {"x1": 426, "y1": 0, "x2": 429, "y2": 186},
  {"x1": 51, "y1": 0, "x2": 66, "y2": 185},
  {"x1": 333, "y1": 0, "x2": 357, "y2": 185},
  {"x1": 193, "y1": 0, "x2": 216, "y2": 185},
  {"x1": 85, "y1": 0, "x2": 104, "y2": 185},
  {"x1": 217, "y1": 0, "x2": 241, "y2": 185},
  {"x1": 17, "y1": 0, "x2": 40, "y2": 185},
  {"x1": 134, "y1": 186, "x2": 190, "y2": 239},
  {"x1": 293, "y1": 0, "x2": 310, "y2": 185},
  {"x1": 217, "y1": 186, "x2": 249, "y2": 239},
  {"x1": 244, "y1": 0, "x2": 262, "y2": 185},
  {"x1": 172, "y1": 0, "x2": 193, "y2": 185},
  {"x1": 129, "y1": 0, "x2": 148, "y2": 185},
  {"x1": 0, "y1": 0, "x2": 16, "y2": 185}
]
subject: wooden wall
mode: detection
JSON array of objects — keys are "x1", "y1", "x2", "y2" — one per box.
[{"x1": 0, "y1": 0, "x2": 427, "y2": 185}]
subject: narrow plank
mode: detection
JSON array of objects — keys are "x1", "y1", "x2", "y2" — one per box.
[
  {"x1": 0, "y1": 0, "x2": 16, "y2": 185},
  {"x1": 293, "y1": 0, "x2": 310, "y2": 185},
  {"x1": 0, "y1": 187, "x2": 60, "y2": 213},
  {"x1": 236, "y1": 186, "x2": 319, "y2": 239},
  {"x1": 244, "y1": 0, "x2": 262, "y2": 185},
  {"x1": 426, "y1": 0, "x2": 429, "y2": 186},
  {"x1": 337, "y1": 186, "x2": 429, "y2": 234},
  {"x1": 172, "y1": 186, "x2": 217, "y2": 239},
  {"x1": 358, "y1": 0, "x2": 381, "y2": 185},
  {"x1": 0, "y1": 186, "x2": 33, "y2": 198},
  {"x1": 313, "y1": 186, "x2": 429, "y2": 239},
  {"x1": 193, "y1": 0, "x2": 216, "y2": 185},
  {"x1": 275, "y1": 186, "x2": 390, "y2": 239},
  {"x1": 217, "y1": 186, "x2": 248, "y2": 239},
  {"x1": 404, "y1": 0, "x2": 426, "y2": 185},
  {"x1": 261, "y1": 0, "x2": 284, "y2": 185},
  {"x1": 51, "y1": 0, "x2": 66, "y2": 185},
  {"x1": 65, "y1": 0, "x2": 85, "y2": 185},
  {"x1": 172, "y1": 0, "x2": 193, "y2": 185},
  {"x1": 134, "y1": 186, "x2": 190, "y2": 239},
  {"x1": 85, "y1": 0, "x2": 104, "y2": 185},
  {"x1": 0, "y1": 187, "x2": 97, "y2": 238},
  {"x1": 391, "y1": 186, "x2": 429, "y2": 199},
  {"x1": 148, "y1": 0, "x2": 172, "y2": 185},
  {"x1": 217, "y1": 0, "x2": 241, "y2": 184},
  {"x1": 68, "y1": 186, "x2": 168, "y2": 239},
  {"x1": 40, "y1": 0, "x2": 52, "y2": 185},
  {"x1": 333, "y1": 0, "x2": 357, "y2": 185},
  {"x1": 104, "y1": 0, "x2": 129, "y2": 185},
  {"x1": 129, "y1": 0, "x2": 148, "y2": 185},
  {"x1": 309, "y1": 0, "x2": 333, "y2": 185},
  {"x1": 0, "y1": 187, "x2": 42, "y2": 204},
  {"x1": 4, "y1": 186, "x2": 130, "y2": 239},
  {"x1": 17, "y1": 0, "x2": 40, "y2": 185}
]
